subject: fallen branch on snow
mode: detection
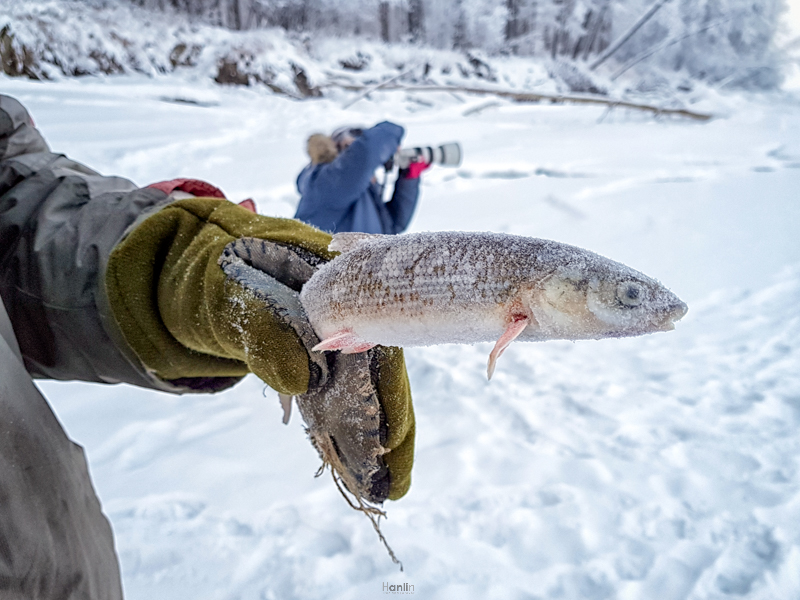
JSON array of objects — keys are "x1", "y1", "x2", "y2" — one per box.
[{"x1": 326, "y1": 82, "x2": 713, "y2": 121}]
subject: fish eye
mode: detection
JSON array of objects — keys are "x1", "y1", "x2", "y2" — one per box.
[{"x1": 616, "y1": 282, "x2": 643, "y2": 308}]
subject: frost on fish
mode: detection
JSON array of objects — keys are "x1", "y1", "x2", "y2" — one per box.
[{"x1": 300, "y1": 231, "x2": 688, "y2": 378}]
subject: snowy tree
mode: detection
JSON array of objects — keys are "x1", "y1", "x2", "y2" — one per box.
[
  {"x1": 598, "y1": 0, "x2": 785, "y2": 88},
  {"x1": 71, "y1": 0, "x2": 787, "y2": 89}
]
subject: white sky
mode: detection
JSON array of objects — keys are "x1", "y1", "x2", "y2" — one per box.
[
  {"x1": 787, "y1": 0, "x2": 800, "y2": 36},
  {"x1": 783, "y1": 0, "x2": 800, "y2": 88}
]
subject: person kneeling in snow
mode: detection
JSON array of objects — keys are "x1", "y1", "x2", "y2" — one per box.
[
  {"x1": 294, "y1": 123, "x2": 429, "y2": 234},
  {"x1": 0, "y1": 95, "x2": 414, "y2": 599}
]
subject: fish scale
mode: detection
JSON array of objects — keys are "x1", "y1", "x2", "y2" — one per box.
[
  {"x1": 326, "y1": 234, "x2": 523, "y2": 310},
  {"x1": 300, "y1": 231, "x2": 687, "y2": 378}
]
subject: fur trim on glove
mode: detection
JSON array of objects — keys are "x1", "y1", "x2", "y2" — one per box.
[{"x1": 307, "y1": 134, "x2": 338, "y2": 165}]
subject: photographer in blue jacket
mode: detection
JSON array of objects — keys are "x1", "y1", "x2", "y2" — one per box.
[{"x1": 294, "y1": 122, "x2": 429, "y2": 234}]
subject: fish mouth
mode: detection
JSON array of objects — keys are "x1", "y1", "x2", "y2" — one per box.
[{"x1": 657, "y1": 301, "x2": 688, "y2": 331}]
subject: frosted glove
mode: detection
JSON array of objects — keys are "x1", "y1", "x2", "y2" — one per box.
[
  {"x1": 218, "y1": 237, "x2": 414, "y2": 501},
  {"x1": 105, "y1": 198, "x2": 414, "y2": 500}
]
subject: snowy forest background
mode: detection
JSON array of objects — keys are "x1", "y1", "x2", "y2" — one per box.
[{"x1": 1, "y1": 0, "x2": 795, "y2": 101}]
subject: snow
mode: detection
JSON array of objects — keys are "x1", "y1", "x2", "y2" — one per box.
[{"x1": 3, "y1": 71, "x2": 800, "y2": 599}]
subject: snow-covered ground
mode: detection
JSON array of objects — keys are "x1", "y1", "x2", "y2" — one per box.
[{"x1": 3, "y1": 73, "x2": 800, "y2": 599}]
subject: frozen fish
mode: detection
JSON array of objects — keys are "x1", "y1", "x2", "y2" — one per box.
[{"x1": 300, "y1": 231, "x2": 687, "y2": 378}]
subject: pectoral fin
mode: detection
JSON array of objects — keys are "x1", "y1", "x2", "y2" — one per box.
[
  {"x1": 487, "y1": 315, "x2": 529, "y2": 380},
  {"x1": 278, "y1": 393, "x2": 294, "y2": 425},
  {"x1": 312, "y1": 330, "x2": 376, "y2": 354}
]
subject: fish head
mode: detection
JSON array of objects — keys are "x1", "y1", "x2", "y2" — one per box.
[{"x1": 529, "y1": 262, "x2": 687, "y2": 340}]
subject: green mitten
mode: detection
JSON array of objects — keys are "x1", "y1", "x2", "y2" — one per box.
[{"x1": 105, "y1": 197, "x2": 414, "y2": 500}]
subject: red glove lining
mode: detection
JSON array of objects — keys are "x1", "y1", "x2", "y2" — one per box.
[
  {"x1": 147, "y1": 179, "x2": 257, "y2": 213},
  {"x1": 404, "y1": 161, "x2": 430, "y2": 179}
]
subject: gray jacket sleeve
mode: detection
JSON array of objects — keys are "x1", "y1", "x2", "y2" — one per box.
[
  {"x1": 0, "y1": 94, "x2": 238, "y2": 393},
  {"x1": 0, "y1": 295, "x2": 124, "y2": 599}
]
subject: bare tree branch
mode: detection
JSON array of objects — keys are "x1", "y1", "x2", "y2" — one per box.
[
  {"x1": 590, "y1": 0, "x2": 673, "y2": 71},
  {"x1": 610, "y1": 18, "x2": 731, "y2": 80},
  {"x1": 331, "y1": 82, "x2": 712, "y2": 121},
  {"x1": 341, "y1": 63, "x2": 423, "y2": 109}
]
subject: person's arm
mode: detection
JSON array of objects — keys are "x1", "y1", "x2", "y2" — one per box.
[
  {"x1": 0, "y1": 95, "x2": 182, "y2": 390},
  {"x1": 307, "y1": 121, "x2": 404, "y2": 211},
  {"x1": 0, "y1": 95, "x2": 415, "y2": 502},
  {"x1": 384, "y1": 171, "x2": 422, "y2": 234}
]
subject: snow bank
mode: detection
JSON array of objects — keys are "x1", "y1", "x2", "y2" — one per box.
[
  {"x1": 39, "y1": 261, "x2": 800, "y2": 600},
  {"x1": 0, "y1": 0, "x2": 325, "y2": 96},
  {"x1": 0, "y1": 0, "x2": 547, "y2": 94},
  {"x1": 1, "y1": 0, "x2": 789, "y2": 105}
]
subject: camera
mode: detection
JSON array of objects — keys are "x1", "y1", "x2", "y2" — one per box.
[{"x1": 387, "y1": 142, "x2": 463, "y2": 171}]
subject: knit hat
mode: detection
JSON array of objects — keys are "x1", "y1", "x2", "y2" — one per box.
[{"x1": 330, "y1": 125, "x2": 364, "y2": 150}]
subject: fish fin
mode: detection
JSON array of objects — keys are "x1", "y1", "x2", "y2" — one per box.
[
  {"x1": 487, "y1": 315, "x2": 529, "y2": 380},
  {"x1": 278, "y1": 393, "x2": 293, "y2": 425},
  {"x1": 339, "y1": 341, "x2": 378, "y2": 354},
  {"x1": 329, "y1": 232, "x2": 385, "y2": 254},
  {"x1": 312, "y1": 330, "x2": 376, "y2": 354}
]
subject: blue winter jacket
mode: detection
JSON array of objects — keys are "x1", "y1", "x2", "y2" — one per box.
[{"x1": 294, "y1": 121, "x2": 421, "y2": 234}]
